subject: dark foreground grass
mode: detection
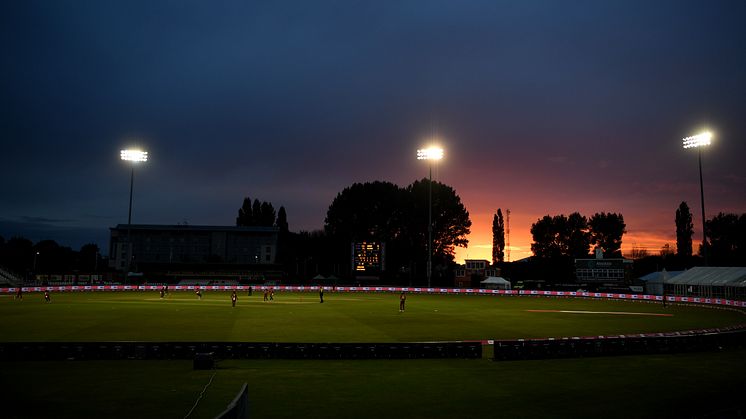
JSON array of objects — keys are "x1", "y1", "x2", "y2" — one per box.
[
  {"x1": 2, "y1": 350, "x2": 745, "y2": 419},
  {"x1": 1, "y1": 291, "x2": 744, "y2": 342}
]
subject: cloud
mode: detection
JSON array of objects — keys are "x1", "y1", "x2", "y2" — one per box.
[{"x1": 17, "y1": 216, "x2": 75, "y2": 225}]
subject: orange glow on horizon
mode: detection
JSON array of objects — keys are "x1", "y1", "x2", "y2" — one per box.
[{"x1": 453, "y1": 219, "x2": 678, "y2": 264}]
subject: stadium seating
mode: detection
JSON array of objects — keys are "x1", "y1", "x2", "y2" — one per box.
[{"x1": 0, "y1": 265, "x2": 23, "y2": 287}]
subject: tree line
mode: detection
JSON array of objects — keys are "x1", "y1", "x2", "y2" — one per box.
[
  {"x1": 278, "y1": 179, "x2": 471, "y2": 285},
  {"x1": 530, "y1": 212, "x2": 626, "y2": 259},
  {"x1": 670, "y1": 201, "x2": 745, "y2": 266},
  {"x1": 3, "y1": 184, "x2": 743, "y2": 284},
  {"x1": 0, "y1": 237, "x2": 104, "y2": 278},
  {"x1": 490, "y1": 210, "x2": 626, "y2": 266},
  {"x1": 235, "y1": 179, "x2": 471, "y2": 285}
]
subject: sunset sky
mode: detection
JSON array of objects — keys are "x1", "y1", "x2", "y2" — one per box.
[{"x1": 2, "y1": 1, "x2": 745, "y2": 264}]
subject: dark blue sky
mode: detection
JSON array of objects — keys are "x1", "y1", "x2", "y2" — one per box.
[{"x1": 2, "y1": 0, "x2": 745, "y2": 261}]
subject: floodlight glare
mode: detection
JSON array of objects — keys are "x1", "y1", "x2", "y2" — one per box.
[
  {"x1": 416, "y1": 145, "x2": 445, "y2": 289},
  {"x1": 119, "y1": 147, "x2": 148, "y2": 274},
  {"x1": 120, "y1": 149, "x2": 149, "y2": 162},
  {"x1": 682, "y1": 132, "x2": 712, "y2": 149},
  {"x1": 681, "y1": 130, "x2": 713, "y2": 265},
  {"x1": 417, "y1": 147, "x2": 444, "y2": 160}
]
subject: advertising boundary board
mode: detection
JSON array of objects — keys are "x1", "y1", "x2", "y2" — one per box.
[
  {"x1": 3, "y1": 285, "x2": 745, "y2": 309},
  {"x1": 0, "y1": 341, "x2": 483, "y2": 361}
]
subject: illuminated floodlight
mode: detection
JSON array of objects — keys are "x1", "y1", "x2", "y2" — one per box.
[
  {"x1": 681, "y1": 130, "x2": 713, "y2": 265},
  {"x1": 417, "y1": 147, "x2": 444, "y2": 160},
  {"x1": 682, "y1": 132, "x2": 712, "y2": 149},
  {"x1": 120, "y1": 149, "x2": 149, "y2": 162}
]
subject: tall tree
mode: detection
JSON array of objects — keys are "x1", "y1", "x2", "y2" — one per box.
[
  {"x1": 324, "y1": 179, "x2": 471, "y2": 283},
  {"x1": 325, "y1": 181, "x2": 407, "y2": 242},
  {"x1": 259, "y1": 201, "x2": 276, "y2": 226},
  {"x1": 531, "y1": 215, "x2": 568, "y2": 258},
  {"x1": 79, "y1": 243, "x2": 101, "y2": 272},
  {"x1": 589, "y1": 212, "x2": 626, "y2": 257},
  {"x1": 236, "y1": 196, "x2": 254, "y2": 226},
  {"x1": 675, "y1": 201, "x2": 694, "y2": 257},
  {"x1": 252, "y1": 199, "x2": 262, "y2": 223},
  {"x1": 531, "y1": 212, "x2": 590, "y2": 259},
  {"x1": 407, "y1": 178, "x2": 471, "y2": 260},
  {"x1": 705, "y1": 212, "x2": 746, "y2": 266},
  {"x1": 492, "y1": 209, "x2": 505, "y2": 264},
  {"x1": 276, "y1": 206, "x2": 289, "y2": 233},
  {"x1": 566, "y1": 212, "x2": 591, "y2": 258},
  {"x1": 0, "y1": 236, "x2": 33, "y2": 273},
  {"x1": 325, "y1": 181, "x2": 409, "y2": 282}
]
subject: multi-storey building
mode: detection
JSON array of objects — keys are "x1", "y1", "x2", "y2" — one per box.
[
  {"x1": 454, "y1": 259, "x2": 500, "y2": 288},
  {"x1": 109, "y1": 224, "x2": 278, "y2": 271}
]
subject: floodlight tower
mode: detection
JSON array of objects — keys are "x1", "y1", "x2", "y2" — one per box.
[
  {"x1": 682, "y1": 132, "x2": 712, "y2": 266},
  {"x1": 120, "y1": 149, "x2": 148, "y2": 271},
  {"x1": 417, "y1": 146, "x2": 444, "y2": 288}
]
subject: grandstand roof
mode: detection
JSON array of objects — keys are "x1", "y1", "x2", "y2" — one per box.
[
  {"x1": 663, "y1": 267, "x2": 746, "y2": 288},
  {"x1": 111, "y1": 224, "x2": 279, "y2": 233},
  {"x1": 639, "y1": 269, "x2": 684, "y2": 282}
]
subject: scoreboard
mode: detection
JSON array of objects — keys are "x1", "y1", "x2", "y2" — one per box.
[
  {"x1": 575, "y1": 258, "x2": 633, "y2": 284},
  {"x1": 351, "y1": 242, "x2": 385, "y2": 275}
]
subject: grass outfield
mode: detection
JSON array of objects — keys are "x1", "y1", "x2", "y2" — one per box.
[
  {"x1": 2, "y1": 291, "x2": 745, "y2": 418},
  {"x1": 2, "y1": 351, "x2": 746, "y2": 419},
  {"x1": 1, "y1": 291, "x2": 744, "y2": 342}
]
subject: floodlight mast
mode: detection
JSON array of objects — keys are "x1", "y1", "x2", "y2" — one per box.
[
  {"x1": 682, "y1": 132, "x2": 711, "y2": 266},
  {"x1": 120, "y1": 149, "x2": 148, "y2": 272},
  {"x1": 417, "y1": 147, "x2": 443, "y2": 289}
]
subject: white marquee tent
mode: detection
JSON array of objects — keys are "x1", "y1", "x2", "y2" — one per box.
[
  {"x1": 664, "y1": 267, "x2": 746, "y2": 300},
  {"x1": 481, "y1": 276, "x2": 511, "y2": 290}
]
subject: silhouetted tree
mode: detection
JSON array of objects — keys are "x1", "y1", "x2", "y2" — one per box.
[
  {"x1": 79, "y1": 243, "x2": 101, "y2": 272},
  {"x1": 236, "y1": 196, "x2": 254, "y2": 226},
  {"x1": 0, "y1": 236, "x2": 33, "y2": 273},
  {"x1": 325, "y1": 181, "x2": 409, "y2": 280},
  {"x1": 325, "y1": 181, "x2": 407, "y2": 242},
  {"x1": 589, "y1": 212, "x2": 626, "y2": 257},
  {"x1": 531, "y1": 215, "x2": 567, "y2": 258},
  {"x1": 675, "y1": 201, "x2": 694, "y2": 257},
  {"x1": 407, "y1": 178, "x2": 471, "y2": 260},
  {"x1": 566, "y1": 212, "x2": 591, "y2": 258},
  {"x1": 492, "y1": 209, "x2": 505, "y2": 264},
  {"x1": 630, "y1": 245, "x2": 649, "y2": 260},
  {"x1": 276, "y1": 206, "x2": 289, "y2": 233},
  {"x1": 531, "y1": 212, "x2": 590, "y2": 259},
  {"x1": 259, "y1": 202, "x2": 276, "y2": 226},
  {"x1": 705, "y1": 212, "x2": 746, "y2": 266},
  {"x1": 324, "y1": 179, "x2": 471, "y2": 284},
  {"x1": 237, "y1": 196, "x2": 278, "y2": 227},
  {"x1": 252, "y1": 199, "x2": 262, "y2": 223},
  {"x1": 660, "y1": 243, "x2": 674, "y2": 257}
]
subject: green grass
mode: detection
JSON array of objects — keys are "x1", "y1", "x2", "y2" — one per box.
[
  {"x1": 2, "y1": 291, "x2": 744, "y2": 418},
  {"x1": 1, "y1": 291, "x2": 744, "y2": 342},
  {"x1": 2, "y1": 351, "x2": 746, "y2": 419}
]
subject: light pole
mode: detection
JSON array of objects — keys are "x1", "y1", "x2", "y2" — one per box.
[
  {"x1": 120, "y1": 149, "x2": 148, "y2": 271},
  {"x1": 682, "y1": 132, "x2": 712, "y2": 266},
  {"x1": 417, "y1": 146, "x2": 444, "y2": 288}
]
